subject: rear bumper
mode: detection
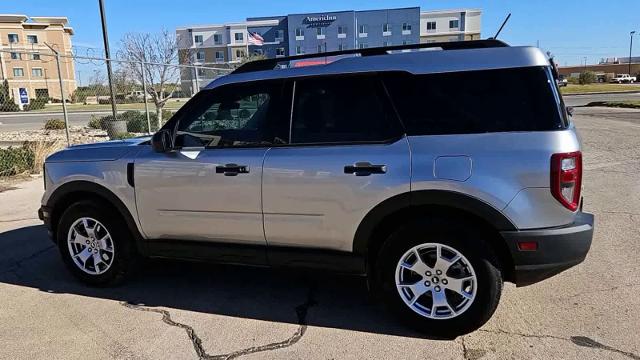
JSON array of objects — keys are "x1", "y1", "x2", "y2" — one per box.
[{"x1": 500, "y1": 212, "x2": 594, "y2": 287}]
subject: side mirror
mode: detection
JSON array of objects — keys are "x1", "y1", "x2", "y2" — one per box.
[
  {"x1": 566, "y1": 106, "x2": 574, "y2": 117},
  {"x1": 151, "y1": 129, "x2": 173, "y2": 153}
]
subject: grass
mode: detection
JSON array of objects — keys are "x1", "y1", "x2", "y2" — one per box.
[
  {"x1": 29, "y1": 99, "x2": 188, "y2": 113},
  {"x1": 585, "y1": 101, "x2": 640, "y2": 109},
  {"x1": 560, "y1": 83, "x2": 640, "y2": 95}
]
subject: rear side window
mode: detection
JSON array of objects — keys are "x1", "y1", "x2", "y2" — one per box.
[
  {"x1": 291, "y1": 75, "x2": 402, "y2": 144},
  {"x1": 384, "y1": 67, "x2": 566, "y2": 135}
]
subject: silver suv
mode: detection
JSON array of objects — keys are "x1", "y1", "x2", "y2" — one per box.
[{"x1": 39, "y1": 40, "x2": 594, "y2": 337}]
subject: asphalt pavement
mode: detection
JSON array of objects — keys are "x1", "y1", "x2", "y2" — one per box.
[{"x1": 0, "y1": 106, "x2": 639, "y2": 359}]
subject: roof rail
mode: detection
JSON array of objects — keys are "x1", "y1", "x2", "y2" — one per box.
[{"x1": 232, "y1": 39, "x2": 508, "y2": 74}]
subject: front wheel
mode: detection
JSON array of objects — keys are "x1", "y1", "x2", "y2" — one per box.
[
  {"x1": 57, "y1": 200, "x2": 136, "y2": 286},
  {"x1": 376, "y1": 218, "x2": 503, "y2": 338}
]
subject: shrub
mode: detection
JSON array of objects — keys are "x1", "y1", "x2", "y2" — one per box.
[
  {"x1": 88, "y1": 115, "x2": 105, "y2": 130},
  {"x1": 23, "y1": 140, "x2": 63, "y2": 174},
  {"x1": 0, "y1": 147, "x2": 35, "y2": 177},
  {"x1": 0, "y1": 100, "x2": 20, "y2": 112},
  {"x1": 44, "y1": 118, "x2": 66, "y2": 130},
  {"x1": 578, "y1": 71, "x2": 596, "y2": 85},
  {"x1": 24, "y1": 97, "x2": 48, "y2": 111},
  {"x1": 111, "y1": 132, "x2": 136, "y2": 140}
]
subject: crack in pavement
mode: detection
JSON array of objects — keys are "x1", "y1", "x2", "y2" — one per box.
[
  {"x1": 480, "y1": 329, "x2": 640, "y2": 360},
  {"x1": 121, "y1": 284, "x2": 317, "y2": 360},
  {"x1": 459, "y1": 336, "x2": 487, "y2": 360}
]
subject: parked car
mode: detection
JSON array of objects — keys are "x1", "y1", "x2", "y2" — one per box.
[
  {"x1": 39, "y1": 40, "x2": 594, "y2": 338},
  {"x1": 557, "y1": 75, "x2": 568, "y2": 87},
  {"x1": 610, "y1": 74, "x2": 636, "y2": 83}
]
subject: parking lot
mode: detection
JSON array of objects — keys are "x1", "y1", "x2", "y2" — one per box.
[{"x1": 0, "y1": 105, "x2": 639, "y2": 360}]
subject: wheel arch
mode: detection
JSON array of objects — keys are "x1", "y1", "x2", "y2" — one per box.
[
  {"x1": 353, "y1": 190, "x2": 516, "y2": 282},
  {"x1": 46, "y1": 180, "x2": 145, "y2": 253}
]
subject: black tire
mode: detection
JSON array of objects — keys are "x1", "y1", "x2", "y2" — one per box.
[
  {"x1": 57, "y1": 200, "x2": 136, "y2": 286},
  {"x1": 376, "y1": 217, "x2": 503, "y2": 338}
]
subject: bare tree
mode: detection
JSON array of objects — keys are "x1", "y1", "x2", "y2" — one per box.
[{"x1": 118, "y1": 29, "x2": 181, "y2": 128}]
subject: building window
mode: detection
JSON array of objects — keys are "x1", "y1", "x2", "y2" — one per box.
[
  {"x1": 383, "y1": 23, "x2": 391, "y2": 33},
  {"x1": 253, "y1": 48, "x2": 263, "y2": 56},
  {"x1": 403, "y1": 23, "x2": 412, "y2": 31},
  {"x1": 296, "y1": 45, "x2": 304, "y2": 55},
  {"x1": 403, "y1": 40, "x2": 411, "y2": 45},
  {"x1": 383, "y1": 41, "x2": 391, "y2": 47},
  {"x1": 426, "y1": 22, "x2": 436, "y2": 31},
  {"x1": 27, "y1": 35, "x2": 38, "y2": 44},
  {"x1": 13, "y1": 68, "x2": 24, "y2": 77},
  {"x1": 194, "y1": 35, "x2": 203, "y2": 45},
  {"x1": 234, "y1": 33, "x2": 244, "y2": 42},
  {"x1": 338, "y1": 43, "x2": 346, "y2": 51},
  {"x1": 359, "y1": 43, "x2": 368, "y2": 49},
  {"x1": 316, "y1": 27, "x2": 324, "y2": 36},
  {"x1": 317, "y1": 43, "x2": 326, "y2": 53},
  {"x1": 235, "y1": 49, "x2": 245, "y2": 58},
  {"x1": 32, "y1": 68, "x2": 43, "y2": 77},
  {"x1": 215, "y1": 51, "x2": 224, "y2": 62},
  {"x1": 275, "y1": 29, "x2": 284, "y2": 41},
  {"x1": 8, "y1": 34, "x2": 18, "y2": 43},
  {"x1": 195, "y1": 50, "x2": 205, "y2": 62},
  {"x1": 449, "y1": 20, "x2": 459, "y2": 29},
  {"x1": 338, "y1": 26, "x2": 346, "y2": 35},
  {"x1": 10, "y1": 52, "x2": 20, "y2": 60},
  {"x1": 32, "y1": 53, "x2": 41, "y2": 60},
  {"x1": 295, "y1": 28, "x2": 304, "y2": 37},
  {"x1": 359, "y1": 24, "x2": 368, "y2": 35},
  {"x1": 213, "y1": 34, "x2": 222, "y2": 45},
  {"x1": 276, "y1": 47, "x2": 285, "y2": 57}
]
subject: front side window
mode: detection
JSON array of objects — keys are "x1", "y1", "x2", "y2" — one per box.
[
  {"x1": 27, "y1": 35, "x2": 38, "y2": 44},
  {"x1": 276, "y1": 47, "x2": 285, "y2": 56},
  {"x1": 13, "y1": 68, "x2": 24, "y2": 77},
  {"x1": 449, "y1": 19, "x2": 460, "y2": 29},
  {"x1": 296, "y1": 45, "x2": 304, "y2": 55},
  {"x1": 235, "y1": 49, "x2": 245, "y2": 58},
  {"x1": 195, "y1": 50, "x2": 205, "y2": 62},
  {"x1": 338, "y1": 43, "x2": 346, "y2": 51},
  {"x1": 338, "y1": 26, "x2": 346, "y2": 35},
  {"x1": 383, "y1": 67, "x2": 566, "y2": 135},
  {"x1": 174, "y1": 81, "x2": 288, "y2": 148},
  {"x1": 8, "y1": 34, "x2": 18, "y2": 43},
  {"x1": 290, "y1": 75, "x2": 401, "y2": 144},
  {"x1": 215, "y1": 51, "x2": 224, "y2": 60},
  {"x1": 358, "y1": 43, "x2": 368, "y2": 49},
  {"x1": 317, "y1": 43, "x2": 326, "y2": 53}
]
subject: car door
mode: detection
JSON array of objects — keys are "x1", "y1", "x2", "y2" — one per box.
[
  {"x1": 262, "y1": 74, "x2": 411, "y2": 254},
  {"x1": 135, "y1": 80, "x2": 289, "y2": 255}
]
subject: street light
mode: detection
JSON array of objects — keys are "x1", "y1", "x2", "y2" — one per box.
[{"x1": 630, "y1": 31, "x2": 636, "y2": 76}]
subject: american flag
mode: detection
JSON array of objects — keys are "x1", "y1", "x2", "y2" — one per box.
[{"x1": 248, "y1": 32, "x2": 264, "y2": 46}]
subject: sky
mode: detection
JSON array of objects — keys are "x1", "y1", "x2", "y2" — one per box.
[{"x1": 4, "y1": 0, "x2": 640, "y2": 68}]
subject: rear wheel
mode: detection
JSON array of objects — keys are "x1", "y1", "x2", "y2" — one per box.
[
  {"x1": 376, "y1": 218, "x2": 503, "y2": 338},
  {"x1": 57, "y1": 200, "x2": 136, "y2": 286}
]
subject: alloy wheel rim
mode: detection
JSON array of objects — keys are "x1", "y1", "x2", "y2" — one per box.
[
  {"x1": 67, "y1": 217, "x2": 115, "y2": 275},
  {"x1": 395, "y1": 243, "x2": 477, "y2": 320}
]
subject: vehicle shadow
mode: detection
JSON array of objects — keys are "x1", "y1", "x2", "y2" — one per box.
[{"x1": 0, "y1": 224, "x2": 434, "y2": 340}]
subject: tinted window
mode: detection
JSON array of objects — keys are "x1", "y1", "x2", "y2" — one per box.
[
  {"x1": 174, "y1": 81, "x2": 288, "y2": 148},
  {"x1": 291, "y1": 75, "x2": 402, "y2": 144},
  {"x1": 384, "y1": 67, "x2": 565, "y2": 135}
]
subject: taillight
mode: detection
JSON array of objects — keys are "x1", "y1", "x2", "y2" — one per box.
[{"x1": 550, "y1": 151, "x2": 582, "y2": 211}]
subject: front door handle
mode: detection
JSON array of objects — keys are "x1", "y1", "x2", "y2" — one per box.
[
  {"x1": 216, "y1": 163, "x2": 249, "y2": 176},
  {"x1": 344, "y1": 162, "x2": 387, "y2": 176}
]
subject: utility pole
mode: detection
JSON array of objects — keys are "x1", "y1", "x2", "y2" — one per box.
[
  {"x1": 630, "y1": 31, "x2": 636, "y2": 76},
  {"x1": 98, "y1": 0, "x2": 118, "y2": 119}
]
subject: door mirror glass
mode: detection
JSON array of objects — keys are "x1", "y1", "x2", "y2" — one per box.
[{"x1": 152, "y1": 129, "x2": 173, "y2": 153}]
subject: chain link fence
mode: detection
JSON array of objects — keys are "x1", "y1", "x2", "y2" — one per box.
[{"x1": 0, "y1": 48, "x2": 231, "y2": 182}]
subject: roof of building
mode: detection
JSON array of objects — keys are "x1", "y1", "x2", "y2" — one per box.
[{"x1": 205, "y1": 41, "x2": 548, "y2": 90}]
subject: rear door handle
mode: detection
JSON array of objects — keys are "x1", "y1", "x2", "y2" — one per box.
[
  {"x1": 216, "y1": 163, "x2": 249, "y2": 176},
  {"x1": 344, "y1": 162, "x2": 387, "y2": 176}
]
